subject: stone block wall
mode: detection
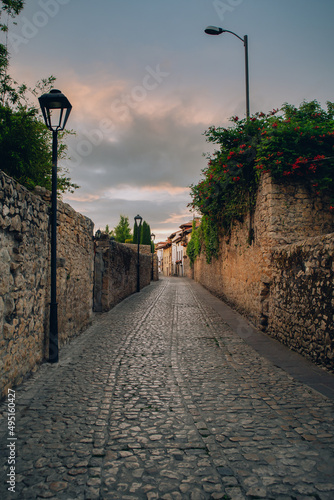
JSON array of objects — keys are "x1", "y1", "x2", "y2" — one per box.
[
  {"x1": 124, "y1": 243, "x2": 159, "y2": 281},
  {"x1": 194, "y1": 223, "x2": 268, "y2": 325},
  {"x1": 193, "y1": 173, "x2": 334, "y2": 369},
  {"x1": 0, "y1": 173, "x2": 49, "y2": 396},
  {"x1": 269, "y1": 234, "x2": 334, "y2": 370},
  {"x1": 51, "y1": 196, "x2": 94, "y2": 345},
  {"x1": 0, "y1": 171, "x2": 94, "y2": 397},
  {"x1": 183, "y1": 254, "x2": 193, "y2": 279},
  {"x1": 94, "y1": 239, "x2": 153, "y2": 312}
]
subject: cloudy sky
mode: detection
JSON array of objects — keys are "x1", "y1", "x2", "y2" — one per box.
[{"x1": 6, "y1": 0, "x2": 334, "y2": 241}]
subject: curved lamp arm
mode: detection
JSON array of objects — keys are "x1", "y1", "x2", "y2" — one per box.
[{"x1": 204, "y1": 26, "x2": 249, "y2": 119}]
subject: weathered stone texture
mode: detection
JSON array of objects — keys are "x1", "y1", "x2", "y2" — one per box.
[
  {"x1": 269, "y1": 234, "x2": 334, "y2": 370},
  {"x1": 0, "y1": 171, "x2": 94, "y2": 397},
  {"x1": 193, "y1": 173, "x2": 334, "y2": 370},
  {"x1": 54, "y1": 201, "x2": 94, "y2": 345},
  {"x1": 123, "y1": 242, "x2": 159, "y2": 280},
  {"x1": 0, "y1": 172, "x2": 49, "y2": 396},
  {"x1": 94, "y1": 239, "x2": 153, "y2": 312}
]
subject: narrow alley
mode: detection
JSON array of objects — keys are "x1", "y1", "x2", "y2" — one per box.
[{"x1": 1, "y1": 277, "x2": 333, "y2": 500}]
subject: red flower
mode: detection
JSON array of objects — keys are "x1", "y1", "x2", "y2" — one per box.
[
  {"x1": 269, "y1": 108, "x2": 279, "y2": 116},
  {"x1": 232, "y1": 176, "x2": 240, "y2": 182},
  {"x1": 272, "y1": 122, "x2": 278, "y2": 128}
]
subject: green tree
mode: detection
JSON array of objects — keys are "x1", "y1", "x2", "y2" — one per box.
[
  {"x1": 113, "y1": 215, "x2": 132, "y2": 243},
  {"x1": 0, "y1": 103, "x2": 78, "y2": 192},
  {"x1": 140, "y1": 221, "x2": 151, "y2": 245},
  {"x1": 104, "y1": 224, "x2": 114, "y2": 237},
  {"x1": 133, "y1": 221, "x2": 139, "y2": 245},
  {"x1": 0, "y1": 1, "x2": 78, "y2": 194},
  {"x1": 0, "y1": 1, "x2": 24, "y2": 106}
]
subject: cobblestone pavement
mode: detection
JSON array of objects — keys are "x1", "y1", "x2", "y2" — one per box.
[{"x1": 1, "y1": 277, "x2": 334, "y2": 500}]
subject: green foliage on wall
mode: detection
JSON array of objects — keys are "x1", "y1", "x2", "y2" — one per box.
[
  {"x1": 186, "y1": 217, "x2": 219, "y2": 266},
  {"x1": 189, "y1": 100, "x2": 334, "y2": 263}
]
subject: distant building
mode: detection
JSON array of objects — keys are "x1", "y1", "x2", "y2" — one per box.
[
  {"x1": 155, "y1": 218, "x2": 201, "y2": 277},
  {"x1": 155, "y1": 241, "x2": 165, "y2": 274}
]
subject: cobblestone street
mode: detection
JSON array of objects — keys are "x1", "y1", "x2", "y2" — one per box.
[{"x1": 1, "y1": 277, "x2": 334, "y2": 500}]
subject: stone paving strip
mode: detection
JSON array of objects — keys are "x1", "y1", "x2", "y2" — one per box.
[{"x1": 0, "y1": 276, "x2": 334, "y2": 499}]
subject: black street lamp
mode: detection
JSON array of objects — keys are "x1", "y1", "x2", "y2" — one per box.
[
  {"x1": 204, "y1": 26, "x2": 250, "y2": 119},
  {"x1": 151, "y1": 233, "x2": 155, "y2": 280},
  {"x1": 39, "y1": 89, "x2": 72, "y2": 363},
  {"x1": 134, "y1": 214, "x2": 142, "y2": 292}
]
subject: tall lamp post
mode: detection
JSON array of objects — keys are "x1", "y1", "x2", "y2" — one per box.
[
  {"x1": 39, "y1": 89, "x2": 72, "y2": 363},
  {"x1": 204, "y1": 26, "x2": 250, "y2": 119},
  {"x1": 134, "y1": 214, "x2": 142, "y2": 292},
  {"x1": 150, "y1": 233, "x2": 155, "y2": 280}
]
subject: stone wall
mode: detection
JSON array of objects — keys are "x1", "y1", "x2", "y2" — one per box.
[
  {"x1": 183, "y1": 254, "x2": 193, "y2": 279},
  {"x1": 0, "y1": 173, "x2": 49, "y2": 396},
  {"x1": 45, "y1": 190, "x2": 95, "y2": 345},
  {"x1": 0, "y1": 171, "x2": 94, "y2": 397},
  {"x1": 193, "y1": 173, "x2": 334, "y2": 369},
  {"x1": 269, "y1": 234, "x2": 334, "y2": 370},
  {"x1": 124, "y1": 243, "x2": 159, "y2": 281},
  {"x1": 94, "y1": 239, "x2": 154, "y2": 312}
]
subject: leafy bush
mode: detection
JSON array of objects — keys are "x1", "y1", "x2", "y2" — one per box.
[
  {"x1": 0, "y1": 104, "x2": 77, "y2": 192},
  {"x1": 189, "y1": 100, "x2": 334, "y2": 262}
]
